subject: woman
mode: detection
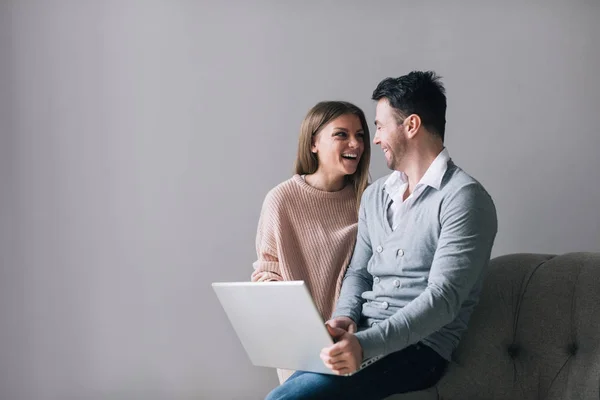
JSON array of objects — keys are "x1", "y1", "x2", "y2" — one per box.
[{"x1": 251, "y1": 101, "x2": 371, "y2": 383}]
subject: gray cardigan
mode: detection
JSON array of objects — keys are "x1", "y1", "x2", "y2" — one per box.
[{"x1": 332, "y1": 161, "x2": 498, "y2": 361}]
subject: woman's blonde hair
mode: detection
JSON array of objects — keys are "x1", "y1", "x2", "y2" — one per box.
[{"x1": 294, "y1": 101, "x2": 371, "y2": 210}]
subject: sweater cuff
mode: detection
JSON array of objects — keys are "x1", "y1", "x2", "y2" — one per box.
[
  {"x1": 354, "y1": 326, "x2": 387, "y2": 361},
  {"x1": 330, "y1": 308, "x2": 360, "y2": 325}
]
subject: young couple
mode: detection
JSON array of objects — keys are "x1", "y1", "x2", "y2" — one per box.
[{"x1": 251, "y1": 71, "x2": 498, "y2": 400}]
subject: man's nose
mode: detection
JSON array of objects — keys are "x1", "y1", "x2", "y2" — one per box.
[{"x1": 373, "y1": 132, "x2": 380, "y2": 144}]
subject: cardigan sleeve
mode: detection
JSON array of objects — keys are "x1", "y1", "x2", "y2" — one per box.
[
  {"x1": 355, "y1": 183, "x2": 498, "y2": 360},
  {"x1": 331, "y1": 194, "x2": 373, "y2": 323}
]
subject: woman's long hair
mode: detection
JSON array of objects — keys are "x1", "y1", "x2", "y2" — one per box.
[{"x1": 294, "y1": 101, "x2": 371, "y2": 210}]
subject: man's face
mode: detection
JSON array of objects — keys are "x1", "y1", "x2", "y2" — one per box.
[{"x1": 373, "y1": 98, "x2": 407, "y2": 171}]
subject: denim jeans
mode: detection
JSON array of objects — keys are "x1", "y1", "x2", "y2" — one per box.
[{"x1": 265, "y1": 343, "x2": 447, "y2": 400}]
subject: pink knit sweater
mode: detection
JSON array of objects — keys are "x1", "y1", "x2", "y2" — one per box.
[{"x1": 252, "y1": 174, "x2": 358, "y2": 321}]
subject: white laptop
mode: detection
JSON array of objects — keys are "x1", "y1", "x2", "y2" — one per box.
[{"x1": 212, "y1": 280, "x2": 382, "y2": 376}]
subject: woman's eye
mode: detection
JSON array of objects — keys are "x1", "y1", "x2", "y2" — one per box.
[{"x1": 335, "y1": 132, "x2": 347, "y2": 137}]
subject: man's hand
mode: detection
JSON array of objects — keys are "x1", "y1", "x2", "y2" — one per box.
[
  {"x1": 325, "y1": 316, "x2": 357, "y2": 333},
  {"x1": 320, "y1": 325, "x2": 363, "y2": 375}
]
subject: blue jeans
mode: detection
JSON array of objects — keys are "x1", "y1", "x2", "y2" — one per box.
[{"x1": 265, "y1": 343, "x2": 447, "y2": 400}]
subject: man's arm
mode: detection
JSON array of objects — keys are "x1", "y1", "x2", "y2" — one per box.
[
  {"x1": 354, "y1": 184, "x2": 498, "y2": 360},
  {"x1": 330, "y1": 197, "x2": 373, "y2": 324}
]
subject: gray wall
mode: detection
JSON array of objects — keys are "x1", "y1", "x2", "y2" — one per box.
[{"x1": 1, "y1": 1, "x2": 599, "y2": 399}]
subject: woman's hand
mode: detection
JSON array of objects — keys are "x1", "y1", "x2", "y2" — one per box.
[
  {"x1": 250, "y1": 270, "x2": 282, "y2": 282},
  {"x1": 325, "y1": 316, "x2": 357, "y2": 333}
]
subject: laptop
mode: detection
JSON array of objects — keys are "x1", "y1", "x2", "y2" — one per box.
[{"x1": 212, "y1": 280, "x2": 382, "y2": 376}]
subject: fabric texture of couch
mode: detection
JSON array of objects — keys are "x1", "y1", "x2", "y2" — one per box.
[{"x1": 387, "y1": 252, "x2": 600, "y2": 400}]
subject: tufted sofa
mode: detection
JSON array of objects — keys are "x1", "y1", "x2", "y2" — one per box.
[{"x1": 388, "y1": 252, "x2": 600, "y2": 400}]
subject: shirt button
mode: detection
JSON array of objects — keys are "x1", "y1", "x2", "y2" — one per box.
[
  {"x1": 373, "y1": 276, "x2": 380, "y2": 283},
  {"x1": 397, "y1": 249, "x2": 404, "y2": 257},
  {"x1": 382, "y1": 301, "x2": 389, "y2": 309},
  {"x1": 393, "y1": 279, "x2": 401, "y2": 287},
  {"x1": 376, "y1": 245, "x2": 383, "y2": 253},
  {"x1": 371, "y1": 321, "x2": 379, "y2": 327}
]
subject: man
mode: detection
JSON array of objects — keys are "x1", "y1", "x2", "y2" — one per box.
[{"x1": 266, "y1": 71, "x2": 498, "y2": 400}]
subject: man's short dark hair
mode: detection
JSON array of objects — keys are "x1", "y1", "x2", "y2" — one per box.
[{"x1": 372, "y1": 71, "x2": 447, "y2": 142}]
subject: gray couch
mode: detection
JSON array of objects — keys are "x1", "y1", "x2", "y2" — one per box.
[{"x1": 388, "y1": 252, "x2": 600, "y2": 400}]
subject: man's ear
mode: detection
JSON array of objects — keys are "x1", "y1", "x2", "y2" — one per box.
[{"x1": 405, "y1": 114, "x2": 422, "y2": 139}]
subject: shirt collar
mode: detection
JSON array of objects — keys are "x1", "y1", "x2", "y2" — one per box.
[
  {"x1": 383, "y1": 170, "x2": 407, "y2": 199},
  {"x1": 419, "y1": 147, "x2": 450, "y2": 190},
  {"x1": 384, "y1": 147, "x2": 450, "y2": 196}
]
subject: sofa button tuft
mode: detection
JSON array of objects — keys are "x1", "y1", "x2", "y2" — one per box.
[
  {"x1": 507, "y1": 344, "x2": 520, "y2": 359},
  {"x1": 568, "y1": 343, "x2": 578, "y2": 355}
]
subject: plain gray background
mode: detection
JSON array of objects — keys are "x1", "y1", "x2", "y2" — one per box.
[{"x1": 1, "y1": 1, "x2": 599, "y2": 399}]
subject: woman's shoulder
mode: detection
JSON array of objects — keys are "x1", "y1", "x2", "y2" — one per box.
[{"x1": 261, "y1": 175, "x2": 304, "y2": 208}]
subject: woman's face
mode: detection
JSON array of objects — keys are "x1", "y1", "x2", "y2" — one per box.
[{"x1": 311, "y1": 114, "x2": 365, "y2": 178}]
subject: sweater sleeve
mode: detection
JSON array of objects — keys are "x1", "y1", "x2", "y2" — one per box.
[{"x1": 251, "y1": 192, "x2": 283, "y2": 282}]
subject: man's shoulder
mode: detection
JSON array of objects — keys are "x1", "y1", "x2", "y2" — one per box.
[
  {"x1": 442, "y1": 164, "x2": 495, "y2": 208},
  {"x1": 358, "y1": 175, "x2": 391, "y2": 212},
  {"x1": 363, "y1": 174, "x2": 391, "y2": 198},
  {"x1": 444, "y1": 164, "x2": 486, "y2": 190}
]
